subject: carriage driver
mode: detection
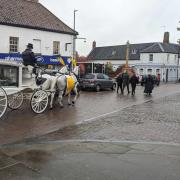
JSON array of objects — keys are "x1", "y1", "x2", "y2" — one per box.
[{"x1": 22, "y1": 43, "x2": 37, "y2": 75}]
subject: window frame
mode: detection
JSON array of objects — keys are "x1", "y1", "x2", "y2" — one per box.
[
  {"x1": 53, "y1": 41, "x2": 60, "y2": 55},
  {"x1": 149, "y1": 54, "x2": 153, "y2": 62},
  {"x1": 0, "y1": 65, "x2": 19, "y2": 87},
  {"x1": 9, "y1": 37, "x2": 19, "y2": 53}
]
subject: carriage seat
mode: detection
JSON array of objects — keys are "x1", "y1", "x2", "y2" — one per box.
[{"x1": 22, "y1": 65, "x2": 35, "y2": 78}]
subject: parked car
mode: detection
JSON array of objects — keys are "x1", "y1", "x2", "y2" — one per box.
[
  {"x1": 140, "y1": 75, "x2": 160, "y2": 86},
  {"x1": 80, "y1": 73, "x2": 116, "y2": 92}
]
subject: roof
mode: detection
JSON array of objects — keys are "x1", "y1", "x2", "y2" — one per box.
[
  {"x1": 0, "y1": 0, "x2": 77, "y2": 35},
  {"x1": 141, "y1": 43, "x2": 179, "y2": 54},
  {"x1": 88, "y1": 43, "x2": 180, "y2": 61}
]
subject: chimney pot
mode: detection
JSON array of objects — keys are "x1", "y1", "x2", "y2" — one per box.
[
  {"x1": 163, "y1": 32, "x2": 170, "y2": 43},
  {"x1": 92, "y1": 41, "x2": 96, "y2": 49}
]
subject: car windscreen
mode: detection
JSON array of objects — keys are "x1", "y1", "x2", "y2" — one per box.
[{"x1": 84, "y1": 74, "x2": 95, "y2": 79}]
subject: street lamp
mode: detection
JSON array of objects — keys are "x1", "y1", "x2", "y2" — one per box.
[{"x1": 73, "y1": 10, "x2": 78, "y2": 60}]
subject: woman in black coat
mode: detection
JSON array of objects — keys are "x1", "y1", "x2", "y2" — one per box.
[
  {"x1": 144, "y1": 75, "x2": 154, "y2": 95},
  {"x1": 130, "y1": 74, "x2": 139, "y2": 95}
]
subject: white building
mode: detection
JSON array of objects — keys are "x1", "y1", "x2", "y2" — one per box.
[
  {"x1": 0, "y1": 0, "x2": 77, "y2": 67},
  {"x1": 87, "y1": 33, "x2": 180, "y2": 82}
]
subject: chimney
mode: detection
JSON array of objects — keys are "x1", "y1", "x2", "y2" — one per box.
[
  {"x1": 92, "y1": 41, "x2": 96, "y2": 49},
  {"x1": 163, "y1": 32, "x2": 169, "y2": 43}
]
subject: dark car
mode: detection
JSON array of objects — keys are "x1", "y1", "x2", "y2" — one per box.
[
  {"x1": 80, "y1": 73, "x2": 116, "y2": 92},
  {"x1": 140, "y1": 75, "x2": 160, "y2": 86}
]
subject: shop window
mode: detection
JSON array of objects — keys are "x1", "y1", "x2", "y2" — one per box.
[
  {"x1": 9, "y1": 37, "x2": 19, "y2": 53},
  {"x1": 147, "y1": 69, "x2": 152, "y2": 74},
  {"x1": 139, "y1": 68, "x2": 144, "y2": 75},
  {"x1": 53, "y1": 41, "x2": 60, "y2": 55},
  {"x1": 149, "y1": 54, "x2": 153, "y2": 62},
  {"x1": 156, "y1": 69, "x2": 160, "y2": 74},
  {"x1": 0, "y1": 65, "x2": 18, "y2": 87}
]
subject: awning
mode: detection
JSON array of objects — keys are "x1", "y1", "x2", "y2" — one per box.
[{"x1": 0, "y1": 53, "x2": 71, "y2": 66}]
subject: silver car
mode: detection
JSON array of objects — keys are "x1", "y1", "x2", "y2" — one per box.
[{"x1": 80, "y1": 73, "x2": 116, "y2": 92}]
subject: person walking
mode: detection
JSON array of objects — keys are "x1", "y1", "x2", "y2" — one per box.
[
  {"x1": 122, "y1": 71, "x2": 130, "y2": 94},
  {"x1": 144, "y1": 74, "x2": 154, "y2": 95},
  {"x1": 116, "y1": 74, "x2": 123, "y2": 94},
  {"x1": 130, "y1": 73, "x2": 139, "y2": 95}
]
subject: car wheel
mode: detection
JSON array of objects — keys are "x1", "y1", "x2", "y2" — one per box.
[{"x1": 95, "y1": 85, "x2": 101, "y2": 92}]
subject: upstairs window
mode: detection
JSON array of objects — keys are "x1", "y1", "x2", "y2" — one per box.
[
  {"x1": 9, "y1": 37, "x2": 19, "y2": 53},
  {"x1": 53, "y1": 41, "x2": 60, "y2": 55},
  {"x1": 132, "y1": 49, "x2": 137, "y2": 54},
  {"x1": 149, "y1": 54, "x2": 153, "y2": 62}
]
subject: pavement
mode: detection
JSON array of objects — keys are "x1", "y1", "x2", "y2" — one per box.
[
  {"x1": 1, "y1": 83, "x2": 180, "y2": 145},
  {"x1": 0, "y1": 83, "x2": 180, "y2": 179},
  {"x1": 0, "y1": 141, "x2": 180, "y2": 180}
]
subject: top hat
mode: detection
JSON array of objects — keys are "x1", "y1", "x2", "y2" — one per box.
[{"x1": 27, "y1": 43, "x2": 33, "y2": 49}]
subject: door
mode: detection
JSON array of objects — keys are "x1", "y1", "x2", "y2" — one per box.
[
  {"x1": 103, "y1": 74, "x2": 112, "y2": 88},
  {"x1": 33, "y1": 39, "x2": 41, "y2": 55},
  {"x1": 97, "y1": 74, "x2": 105, "y2": 88}
]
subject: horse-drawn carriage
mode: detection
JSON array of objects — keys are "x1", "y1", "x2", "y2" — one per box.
[
  {"x1": 0, "y1": 60, "x2": 79, "y2": 119},
  {"x1": 0, "y1": 60, "x2": 51, "y2": 118}
]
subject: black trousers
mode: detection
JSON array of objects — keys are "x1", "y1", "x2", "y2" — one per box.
[
  {"x1": 131, "y1": 84, "x2": 136, "y2": 95},
  {"x1": 123, "y1": 83, "x2": 130, "y2": 94},
  {"x1": 117, "y1": 84, "x2": 123, "y2": 94}
]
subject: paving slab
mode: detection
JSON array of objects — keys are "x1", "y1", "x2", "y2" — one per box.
[
  {"x1": 1, "y1": 141, "x2": 180, "y2": 180},
  {"x1": 0, "y1": 163, "x2": 51, "y2": 180}
]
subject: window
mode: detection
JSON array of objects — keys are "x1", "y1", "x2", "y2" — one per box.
[
  {"x1": 97, "y1": 74, "x2": 104, "y2": 79},
  {"x1": 132, "y1": 49, "x2": 137, "y2": 54},
  {"x1": 156, "y1": 69, "x2": 160, "y2": 74},
  {"x1": 140, "y1": 68, "x2": 144, "y2": 75},
  {"x1": 84, "y1": 74, "x2": 95, "y2": 79},
  {"x1": 0, "y1": 65, "x2": 18, "y2": 87},
  {"x1": 53, "y1": 41, "x2": 60, "y2": 55},
  {"x1": 149, "y1": 54, "x2": 153, "y2": 62},
  {"x1": 147, "y1": 69, "x2": 152, "y2": 74},
  {"x1": 65, "y1": 43, "x2": 72, "y2": 51},
  {"x1": 9, "y1": 37, "x2": 19, "y2": 53},
  {"x1": 104, "y1": 74, "x2": 110, "y2": 80}
]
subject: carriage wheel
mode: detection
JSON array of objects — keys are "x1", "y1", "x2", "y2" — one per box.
[
  {"x1": 30, "y1": 90, "x2": 48, "y2": 114},
  {"x1": 8, "y1": 92, "x2": 23, "y2": 110},
  {"x1": 0, "y1": 88, "x2": 7, "y2": 118}
]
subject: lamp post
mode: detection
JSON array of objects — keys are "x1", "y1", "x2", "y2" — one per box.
[
  {"x1": 125, "y1": 40, "x2": 130, "y2": 68},
  {"x1": 73, "y1": 9, "x2": 78, "y2": 60}
]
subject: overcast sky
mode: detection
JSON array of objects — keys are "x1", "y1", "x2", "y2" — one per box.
[{"x1": 41, "y1": 0, "x2": 180, "y2": 56}]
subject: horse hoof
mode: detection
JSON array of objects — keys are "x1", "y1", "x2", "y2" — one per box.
[
  {"x1": 50, "y1": 107, "x2": 53, "y2": 110},
  {"x1": 72, "y1": 101, "x2": 75, "y2": 105},
  {"x1": 68, "y1": 103, "x2": 71, "y2": 106},
  {"x1": 60, "y1": 106, "x2": 64, "y2": 108}
]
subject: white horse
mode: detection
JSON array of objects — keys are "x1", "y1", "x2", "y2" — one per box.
[
  {"x1": 35, "y1": 67, "x2": 60, "y2": 110},
  {"x1": 56, "y1": 66, "x2": 79, "y2": 108}
]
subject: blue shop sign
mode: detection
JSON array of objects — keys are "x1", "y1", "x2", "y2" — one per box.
[{"x1": 0, "y1": 53, "x2": 70, "y2": 65}]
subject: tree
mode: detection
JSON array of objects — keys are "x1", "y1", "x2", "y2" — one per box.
[{"x1": 105, "y1": 62, "x2": 113, "y2": 75}]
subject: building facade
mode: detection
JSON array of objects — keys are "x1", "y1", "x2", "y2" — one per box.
[
  {"x1": 87, "y1": 34, "x2": 180, "y2": 82},
  {"x1": 0, "y1": 0, "x2": 77, "y2": 68}
]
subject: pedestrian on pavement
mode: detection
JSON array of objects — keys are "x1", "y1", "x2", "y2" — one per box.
[
  {"x1": 116, "y1": 74, "x2": 123, "y2": 94},
  {"x1": 130, "y1": 73, "x2": 139, "y2": 96},
  {"x1": 144, "y1": 74, "x2": 154, "y2": 95},
  {"x1": 122, "y1": 71, "x2": 130, "y2": 94}
]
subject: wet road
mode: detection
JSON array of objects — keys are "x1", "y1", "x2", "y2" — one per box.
[{"x1": 1, "y1": 83, "x2": 180, "y2": 145}]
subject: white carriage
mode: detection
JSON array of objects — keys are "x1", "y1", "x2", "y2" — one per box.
[{"x1": 0, "y1": 60, "x2": 49, "y2": 118}]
